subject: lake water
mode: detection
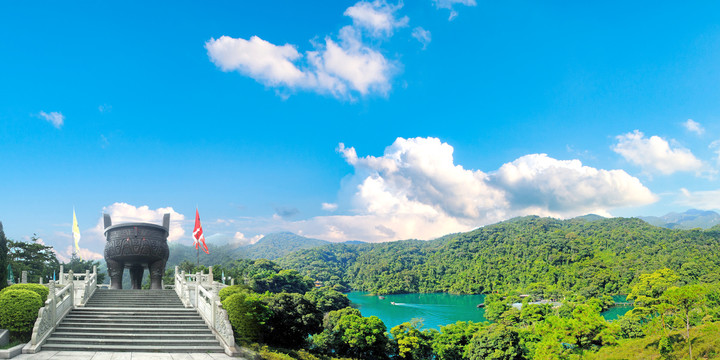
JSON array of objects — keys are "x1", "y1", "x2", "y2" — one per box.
[{"x1": 346, "y1": 292, "x2": 633, "y2": 330}]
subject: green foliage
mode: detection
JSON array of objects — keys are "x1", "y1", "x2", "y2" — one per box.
[
  {"x1": 627, "y1": 268, "x2": 680, "y2": 317},
  {"x1": 263, "y1": 292, "x2": 323, "y2": 349},
  {"x1": 250, "y1": 269, "x2": 314, "y2": 294},
  {"x1": 312, "y1": 307, "x2": 390, "y2": 359},
  {"x1": 219, "y1": 284, "x2": 251, "y2": 302},
  {"x1": 1, "y1": 283, "x2": 49, "y2": 300},
  {"x1": 8, "y1": 235, "x2": 59, "y2": 283},
  {"x1": 465, "y1": 324, "x2": 524, "y2": 360},
  {"x1": 279, "y1": 216, "x2": 720, "y2": 297},
  {"x1": 0, "y1": 222, "x2": 8, "y2": 291},
  {"x1": 304, "y1": 287, "x2": 351, "y2": 313},
  {"x1": 432, "y1": 321, "x2": 485, "y2": 360},
  {"x1": 390, "y1": 321, "x2": 434, "y2": 360},
  {"x1": 222, "y1": 292, "x2": 271, "y2": 344},
  {"x1": 0, "y1": 289, "x2": 43, "y2": 334}
]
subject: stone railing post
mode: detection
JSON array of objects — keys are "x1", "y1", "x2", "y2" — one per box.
[
  {"x1": 21, "y1": 271, "x2": 28, "y2": 284},
  {"x1": 230, "y1": 278, "x2": 235, "y2": 286},
  {"x1": 211, "y1": 282, "x2": 219, "y2": 325},
  {"x1": 59, "y1": 266, "x2": 64, "y2": 285},
  {"x1": 93, "y1": 265, "x2": 97, "y2": 275},
  {"x1": 208, "y1": 266, "x2": 214, "y2": 285},
  {"x1": 39, "y1": 278, "x2": 43, "y2": 285},
  {"x1": 48, "y1": 280, "x2": 57, "y2": 325},
  {"x1": 195, "y1": 272, "x2": 201, "y2": 306}
]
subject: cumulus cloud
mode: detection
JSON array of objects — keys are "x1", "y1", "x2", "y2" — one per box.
[
  {"x1": 344, "y1": 0, "x2": 408, "y2": 37},
  {"x1": 412, "y1": 27, "x2": 432, "y2": 49},
  {"x1": 206, "y1": 1, "x2": 401, "y2": 99},
  {"x1": 612, "y1": 130, "x2": 703, "y2": 175},
  {"x1": 38, "y1": 111, "x2": 64, "y2": 128},
  {"x1": 677, "y1": 188, "x2": 720, "y2": 210},
  {"x1": 432, "y1": 0, "x2": 476, "y2": 20},
  {"x1": 277, "y1": 137, "x2": 656, "y2": 242},
  {"x1": 683, "y1": 119, "x2": 704, "y2": 135},
  {"x1": 92, "y1": 202, "x2": 186, "y2": 242}
]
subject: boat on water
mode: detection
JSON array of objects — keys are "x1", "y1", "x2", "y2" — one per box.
[
  {"x1": 379, "y1": 296, "x2": 385, "y2": 299},
  {"x1": 391, "y1": 302, "x2": 396, "y2": 305}
]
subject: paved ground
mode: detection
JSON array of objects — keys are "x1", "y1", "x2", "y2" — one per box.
[{"x1": 13, "y1": 352, "x2": 239, "y2": 360}]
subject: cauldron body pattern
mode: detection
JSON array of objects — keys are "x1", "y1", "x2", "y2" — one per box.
[{"x1": 103, "y1": 214, "x2": 170, "y2": 290}]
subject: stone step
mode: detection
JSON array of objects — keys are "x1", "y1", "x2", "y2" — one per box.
[
  {"x1": 58, "y1": 322, "x2": 209, "y2": 329},
  {"x1": 55, "y1": 326, "x2": 212, "y2": 334},
  {"x1": 50, "y1": 332, "x2": 216, "y2": 340},
  {"x1": 44, "y1": 338, "x2": 221, "y2": 347},
  {"x1": 41, "y1": 343, "x2": 224, "y2": 353},
  {"x1": 72, "y1": 308, "x2": 195, "y2": 314},
  {"x1": 59, "y1": 318, "x2": 205, "y2": 326},
  {"x1": 65, "y1": 314, "x2": 202, "y2": 322}
]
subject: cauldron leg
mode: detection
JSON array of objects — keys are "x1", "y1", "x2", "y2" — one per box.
[
  {"x1": 107, "y1": 259, "x2": 124, "y2": 290},
  {"x1": 130, "y1": 265, "x2": 144, "y2": 289},
  {"x1": 149, "y1": 259, "x2": 165, "y2": 290}
]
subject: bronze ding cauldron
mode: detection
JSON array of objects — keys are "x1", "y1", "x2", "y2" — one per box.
[{"x1": 103, "y1": 213, "x2": 170, "y2": 290}]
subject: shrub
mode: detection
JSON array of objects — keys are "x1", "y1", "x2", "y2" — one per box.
[
  {"x1": 0, "y1": 289, "x2": 43, "y2": 334},
  {"x1": 222, "y1": 292, "x2": 272, "y2": 344},
  {"x1": 1, "y1": 283, "x2": 49, "y2": 301},
  {"x1": 219, "y1": 284, "x2": 249, "y2": 302}
]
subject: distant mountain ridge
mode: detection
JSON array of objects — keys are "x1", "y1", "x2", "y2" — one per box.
[
  {"x1": 166, "y1": 231, "x2": 330, "y2": 267},
  {"x1": 639, "y1": 209, "x2": 720, "y2": 229}
]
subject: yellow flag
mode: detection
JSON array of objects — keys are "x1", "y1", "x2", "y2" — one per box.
[{"x1": 72, "y1": 209, "x2": 82, "y2": 260}]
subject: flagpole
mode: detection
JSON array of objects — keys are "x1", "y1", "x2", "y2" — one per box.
[{"x1": 196, "y1": 205, "x2": 199, "y2": 268}]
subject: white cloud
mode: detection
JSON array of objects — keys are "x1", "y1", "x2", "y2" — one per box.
[
  {"x1": 677, "y1": 188, "x2": 720, "y2": 211},
  {"x1": 711, "y1": 140, "x2": 720, "y2": 165},
  {"x1": 412, "y1": 27, "x2": 432, "y2": 49},
  {"x1": 432, "y1": 0, "x2": 477, "y2": 20},
  {"x1": 344, "y1": 1, "x2": 408, "y2": 37},
  {"x1": 683, "y1": 119, "x2": 704, "y2": 135},
  {"x1": 91, "y1": 202, "x2": 186, "y2": 242},
  {"x1": 206, "y1": 2, "x2": 397, "y2": 99},
  {"x1": 38, "y1": 111, "x2": 64, "y2": 128},
  {"x1": 206, "y1": 35, "x2": 307, "y2": 87},
  {"x1": 233, "y1": 232, "x2": 263, "y2": 245},
  {"x1": 612, "y1": 130, "x2": 703, "y2": 175},
  {"x1": 322, "y1": 203, "x2": 338, "y2": 211},
  {"x1": 278, "y1": 137, "x2": 656, "y2": 242},
  {"x1": 62, "y1": 245, "x2": 104, "y2": 261}
]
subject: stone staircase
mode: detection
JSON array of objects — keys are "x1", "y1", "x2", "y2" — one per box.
[{"x1": 42, "y1": 289, "x2": 225, "y2": 352}]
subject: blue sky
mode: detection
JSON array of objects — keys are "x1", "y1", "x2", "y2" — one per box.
[{"x1": 1, "y1": 1, "x2": 720, "y2": 261}]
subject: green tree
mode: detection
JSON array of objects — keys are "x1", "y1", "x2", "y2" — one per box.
[
  {"x1": 432, "y1": 321, "x2": 484, "y2": 360},
  {"x1": 303, "y1": 286, "x2": 350, "y2": 313},
  {"x1": 312, "y1": 307, "x2": 391, "y2": 359},
  {"x1": 661, "y1": 285, "x2": 706, "y2": 360},
  {"x1": 8, "y1": 235, "x2": 59, "y2": 283},
  {"x1": 465, "y1": 324, "x2": 524, "y2": 360},
  {"x1": 390, "y1": 320, "x2": 434, "y2": 360},
  {"x1": 627, "y1": 268, "x2": 680, "y2": 317},
  {"x1": 263, "y1": 292, "x2": 323, "y2": 348},
  {"x1": 0, "y1": 222, "x2": 8, "y2": 290}
]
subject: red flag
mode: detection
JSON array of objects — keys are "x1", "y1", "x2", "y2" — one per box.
[{"x1": 193, "y1": 208, "x2": 209, "y2": 254}]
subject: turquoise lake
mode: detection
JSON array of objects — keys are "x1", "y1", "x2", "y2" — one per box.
[{"x1": 347, "y1": 292, "x2": 633, "y2": 330}]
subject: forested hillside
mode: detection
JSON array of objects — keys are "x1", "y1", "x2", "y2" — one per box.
[{"x1": 280, "y1": 216, "x2": 720, "y2": 296}]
